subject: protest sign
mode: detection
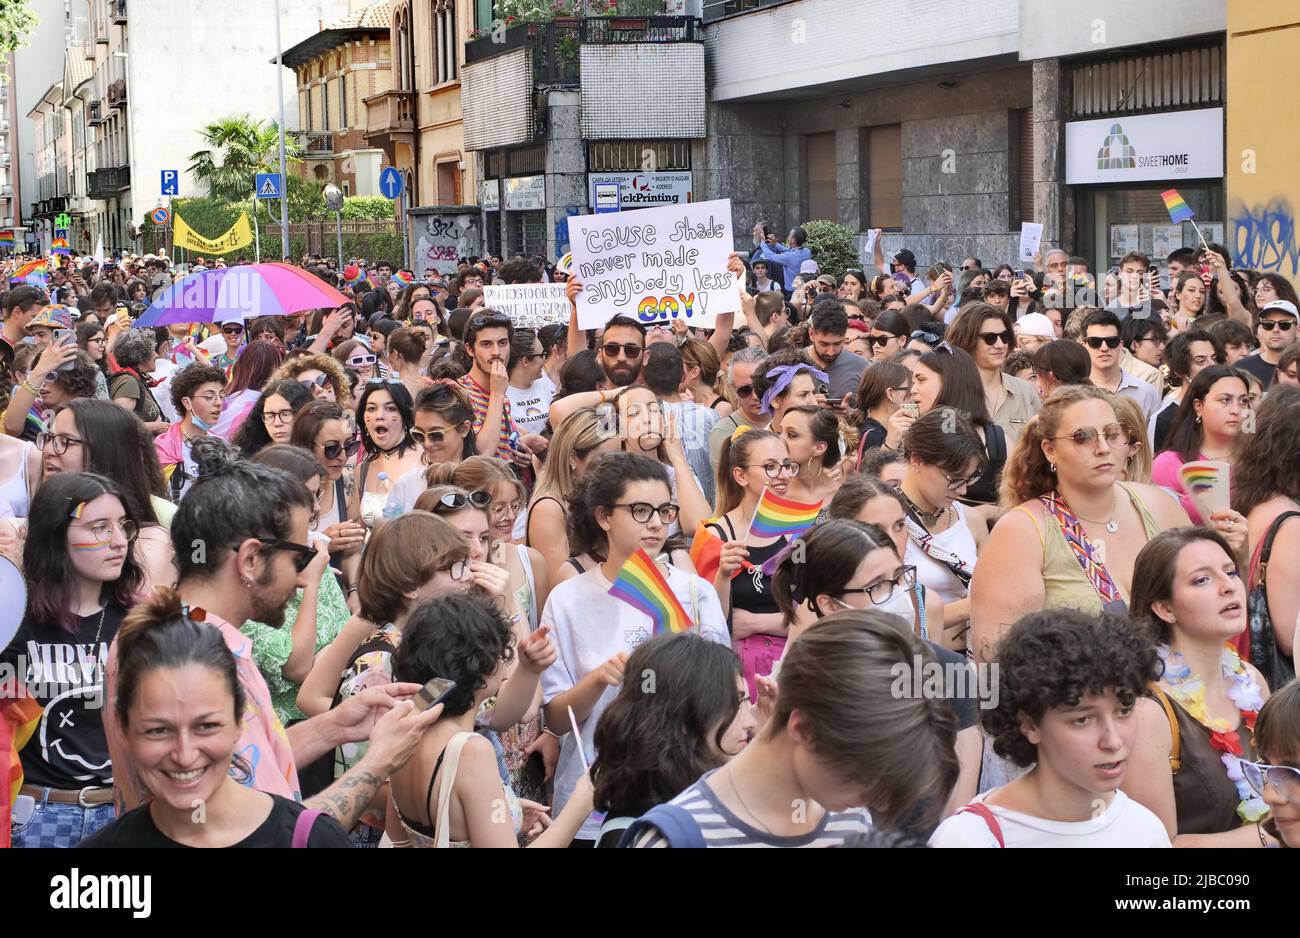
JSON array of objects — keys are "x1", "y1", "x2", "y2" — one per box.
[
  {"x1": 483, "y1": 283, "x2": 571, "y2": 329},
  {"x1": 568, "y1": 198, "x2": 738, "y2": 330},
  {"x1": 1018, "y1": 222, "x2": 1043, "y2": 263}
]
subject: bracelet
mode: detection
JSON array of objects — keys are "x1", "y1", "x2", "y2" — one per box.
[
  {"x1": 23, "y1": 379, "x2": 45, "y2": 396},
  {"x1": 345, "y1": 586, "x2": 358, "y2": 595}
]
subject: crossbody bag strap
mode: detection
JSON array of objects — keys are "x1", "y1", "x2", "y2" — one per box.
[
  {"x1": 1149, "y1": 684, "x2": 1181, "y2": 775},
  {"x1": 1256, "y1": 510, "x2": 1300, "y2": 589},
  {"x1": 901, "y1": 508, "x2": 972, "y2": 588}
]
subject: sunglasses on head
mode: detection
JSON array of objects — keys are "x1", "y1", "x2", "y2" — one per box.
[
  {"x1": 1084, "y1": 336, "x2": 1122, "y2": 349},
  {"x1": 601, "y1": 342, "x2": 643, "y2": 360},
  {"x1": 910, "y1": 330, "x2": 941, "y2": 344},
  {"x1": 428, "y1": 490, "x2": 492, "y2": 512},
  {"x1": 320, "y1": 438, "x2": 361, "y2": 460},
  {"x1": 978, "y1": 330, "x2": 1014, "y2": 346},
  {"x1": 470, "y1": 312, "x2": 510, "y2": 329},
  {"x1": 1259, "y1": 319, "x2": 1295, "y2": 332}
]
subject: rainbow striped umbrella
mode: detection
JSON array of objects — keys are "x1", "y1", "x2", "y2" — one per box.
[{"x1": 134, "y1": 262, "x2": 349, "y2": 327}]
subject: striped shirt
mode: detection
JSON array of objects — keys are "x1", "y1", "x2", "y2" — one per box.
[
  {"x1": 631, "y1": 770, "x2": 873, "y2": 848},
  {"x1": 459, "y1": 372, "x2": 517, "y2": 462}
]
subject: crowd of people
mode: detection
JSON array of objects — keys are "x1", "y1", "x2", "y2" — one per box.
[{"x1": 0, "y1": 232, "x2": 1298, "y2": 851}]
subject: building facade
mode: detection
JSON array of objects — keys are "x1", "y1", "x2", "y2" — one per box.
[
  {"x1": 26, "y1": 81, "x2": 74, "y2": 253},
  {"x1": 281, "y1": 0, "x2": 394, "y2": 198}
]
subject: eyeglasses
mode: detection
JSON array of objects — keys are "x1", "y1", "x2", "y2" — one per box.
[
  {"x1": 428, "y1": 490, "x2": 492, "y2": 513},
  {"x1": 839, "y1": 566, "x2": 917, "y2": 606},
  {"x1": 488, "y1": 497, "x2": 524, "y2": 518},
  {"x1": 442, "y1": 558, "x2": 469, "y2": 581},
  {"x1": 1241, "y1": 760, "x2": 1300, "y2": 801},
  {"x1": 518, "y1": 352, "x2": 544, "y2": 363},
  {"x1": 743, "y1": 459, "x2": 800, "y2": 479},
  {"x1": 613, "y1": 502, "x2": 680, "y2": 524},
  {"x1": 320, "y1": 438, "x2": 362, "y2": 460},
  {"x1": 734, "y1": 384, "x2": 755, "y2": 399},
  {"x1": 1050, "y1": 423, "x2": 1127, "y2": 448},
  {"x1": 300, "y1": 374, "x2": 331, "y2": 389},
  {"x1": 347, "y1": 354, "x2": 378, "y2": 367},
  {"x1": 188, "y1": 391, "x2": 222, "y2": 405},
  {"x1": 600, "y1": 342, "x2": 644, "y2": 360},
  {"x1": 36, "y1": 432, "x2": 85, "y2": 456},
  {"x1": 254, "y1": 538, "x2": 318, "y2": 573},
  {"x1": 1084, "y1": 335, "x2": 1122, "y2": 350},
  {"x1": 942, "y1": 470, "x2": 982, "y2": 491},
  {"x1": 263, "y1": 408, "x2": 296, "y2": 425},
  {"x1": 978, "y1": 330, "x2": 1014, "y2": 347},
  {"x1": 1259, "y1": 320, "x2": 1296, "y2": 332},
  {"x1": 69, "y1": 518, "x2": 138, "y2": 544}
]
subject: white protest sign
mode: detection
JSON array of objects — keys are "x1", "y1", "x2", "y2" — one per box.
[
  {"x1": 1019, "y1": 222, "x2": 1044, "y2": 262},
  {"x1": 482, "y1": 283, "x2": 570, "y2": 330},
  {"x1": 863, "y1": 228, "x2": 879, "y2": 262},
  {"x1": 568, "y1": 198, "x2": 738, "y2": 330}
]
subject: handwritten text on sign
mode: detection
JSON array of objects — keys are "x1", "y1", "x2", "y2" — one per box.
[
  {"x1": 483, "y1": 283, "x2": 570, "y2": 330},
  {"x1": 568, "y1": 198, "x2": 738, "y2": 330}
]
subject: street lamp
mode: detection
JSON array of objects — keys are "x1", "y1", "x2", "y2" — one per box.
[
  {"x1": 324, "y1": 184, "x2": 344, "y2": 274},
  {"x1": 274, "y1": 0, "x2": 290, "y2": 261}
]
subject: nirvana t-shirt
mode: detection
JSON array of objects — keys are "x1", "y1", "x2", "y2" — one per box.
[
  {"x1": 1, "y1": 605, "x2": 125, "y2": 789},
  {"x1": 506, "y1": 379, "x2": 555, "y2": 437},
  {"x1": 78, "y1": 794, "x2": 351, "y2": 848}
]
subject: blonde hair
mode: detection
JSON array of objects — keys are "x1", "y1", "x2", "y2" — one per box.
[
  {"x1": 1000, "y1": 385, "x2": 1118, "y2": 508},
  {"x1": 713, "y1": 427, "x2": 782, "y2": 515},
  {"x1": 532, "y1": 407, "x2": 618, "y2": 503},
  {"x1": 1109, "y1": 395, "x2": 1152, "y2": 484},
  {"x1": 267, "y1": 353, "x2": 350, "y2": 404},
  {"x1": 425, "y1": 454, "x2": 524, "y2": 502}
]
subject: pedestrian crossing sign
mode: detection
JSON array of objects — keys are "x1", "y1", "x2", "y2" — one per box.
[{"x1": 256, "y1": 173, "x2": 283, "y2": 199}]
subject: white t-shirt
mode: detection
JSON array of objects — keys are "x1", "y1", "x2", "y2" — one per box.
[
  {"x1": 928, "y1": 789, "x2": 1171, "y2": 848},
  {"x1": 506, "y1": 379, "x2": 555, "y2": 437},
  {"x1": 540, "y1": 560, "x2": 731, "y2": 841}
]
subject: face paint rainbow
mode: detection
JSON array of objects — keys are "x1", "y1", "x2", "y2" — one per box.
[{"x1": 70, "y1": 535, "x2": 113, "y2": 552}]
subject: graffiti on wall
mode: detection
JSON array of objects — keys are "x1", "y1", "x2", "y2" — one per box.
[
  {"x1": 1229, "y1": 198, "x2": 1300, "y2": 277},
  {"x1": 415, "y1": 214, "x2": 480, "y2": 273}
]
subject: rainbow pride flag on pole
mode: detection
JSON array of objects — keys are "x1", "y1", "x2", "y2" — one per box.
[
  {"x1": 11, "y1": 259, "x2": 47, "y2": 286},
  {"x1": 51, "y1": 237, "x2": 71, "y2": 256},
  {"x1": 0, "y1": 231, "x2": 14, "y2": 252},
  {"x1": 1161, "y1": 189, "x2": 1195, "y2": 224},
  {"x1": 393, "y1": 270, "x2": 414, "y2": 286},
  {"x1": 746, "y1": 488, "x2": 823, "y2": 541},
  {"x1": 608, "y1": 548, "x2": 693, "y2": 636}
]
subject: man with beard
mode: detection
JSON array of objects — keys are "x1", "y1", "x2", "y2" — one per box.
[
  {"x1": 458, "y1": 309, "x2": 545, "y2": 466},
  {"x1": 101, "y1": 436, "x2": 439, "y2": 832},
  {"x1": 595, "y1": 315, "x2": 646, "y2": 388},
  {"x1": 806, "y1": 299, "x2": 866, "y2": 401}
]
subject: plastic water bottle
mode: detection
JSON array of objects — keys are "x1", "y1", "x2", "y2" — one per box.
[{"x1": 379, "y1": 472, "x2": 403, "y2": 521}]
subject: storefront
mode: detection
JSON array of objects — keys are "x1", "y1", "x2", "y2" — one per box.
[
  {"x1": 480, "y1": 174, "x2": 547, "y2": 257},
  {"x1": 1068, "y1": 106, "x2": 1225, "y2": 276},
  {"x1": 585, "y1": 171, "x2": 694, "y2": 211}
]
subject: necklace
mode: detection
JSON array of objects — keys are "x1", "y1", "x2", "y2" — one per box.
[
  {"x1": 726, "y1": 770, "x2": 774, "y2": 835},
  {"x1": 1157, "y1": 643, "x2": 1268, "y2": 823},
  {"x1": 1065, "y1": 491, "x2": 1120, "y2": 533},
  {"x1": 84, "y1": 606, "x2": 106, "y2": 667},
  {"x1": 901, "y1": 489, "x2": 947, "y2": 529}
]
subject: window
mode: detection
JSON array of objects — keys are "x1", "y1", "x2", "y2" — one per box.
[
  {"x1": 323, "y1": 79, "x2": 330, "y2": 131},
  {"x1": 1015, "y1": 108, "x2": 1034, "y2": 225},
  {"x1": 867, "y1": 124, "x2": 902, "y2": 230},
  {"x1": 305, "y1": 87, "x2": 312, "y2": 131},
  {"x1": 340, "y1": 73, "x2": 347, "y2": 128},
  {"x1": 806, "y1": 132, "x2": 836, "y2": 223},
  {"x1": 437, "y1": 159, "x2": 460, "y2": 204},
  {"x1": 435, "y1": 1, "x2": 458, "y2": 84},
  {"x1": 587, "y1": 140, "x2": 691, "y2": 172}
]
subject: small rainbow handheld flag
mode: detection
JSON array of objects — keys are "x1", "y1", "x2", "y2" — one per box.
[
  {"x1": 748, "y1": 488, "x2": 823, "y2": 541},
  {"x1": 0, "y1": 232, "x2": 14, "y2": 251},
  {"x1": 343, "y1": 265, "x2": 367, "y2": 290},
  {"x1": 608, "y1": 548, "x2": 693, "y2": 636},
  {"x1": 51, "y1": 237, "x2": 71, "y2": 256},
  {"x1": 1161, "y1": 189, "x2": 1195, "y2": 224},
  {"x1": 393, "y1": 270, "x2": 414, "y2": 286},
  {"x1": 12, "y1": 258, "x2": 47, "y2": 286}
]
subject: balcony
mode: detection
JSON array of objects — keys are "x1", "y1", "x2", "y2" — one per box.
[
  {"x1": 362, "y1": 90, "x2": 414, "y2": 160},
  {"x1": 112, "y1": 0, "x2": 127, "y2": 25},
  {"x1": 87, "y1": 166, "x2": 130, "y2": 200},
  {"x1": 108, "y1": 78, "x2": 127, "y2": 109},
  {"x1": 702, "y1": 0, "x2": 792, "y2": 22},
  {"x1": 294, "y1": 131, "x2": 334, "y2": 156},
  {"x1": 88, "y1": 100, "x2": 105, "y2": 125}
]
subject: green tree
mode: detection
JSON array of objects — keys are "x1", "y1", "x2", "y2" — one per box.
[
  {"x1": 188, "y1": 115, "x2": 302, "y2": 202},
  {"x1": 0, "y1": 0, "x2": 38, "y2": 58},
  {"x1": 800, "y1": 219, "x2": 860, "y2": 280}
]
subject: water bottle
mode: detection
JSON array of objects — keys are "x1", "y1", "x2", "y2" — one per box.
[{"x1": 380, "y1": 472, "x2": 404, "y2": 521}]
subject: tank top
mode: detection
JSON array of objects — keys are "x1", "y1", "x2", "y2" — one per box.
[
  {"x1": 0, "y1": 441, "x2": 33, "y2": 518},
  {"x1": 1165, "y1": 696, "x2": 1255, "y2": 835},
  {"x1": 905, "y1": 501, "x2": 977, "y2": 606},
  {"x1": 1014, "y1": 482, "x2": 1162, "y2": 613},
  {"x1": 396, "y1": 731, "x2": 522, "y2": 848},
  {"x1": 708, "y1": 515, "x2": 785, "y2": 615}
]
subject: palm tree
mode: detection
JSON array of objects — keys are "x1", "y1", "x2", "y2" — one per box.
[{"x1": 188, "y1": 115, "x2": 302, "y2": 202}]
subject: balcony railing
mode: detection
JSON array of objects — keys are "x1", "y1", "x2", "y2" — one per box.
[
  {"x1": 363, "y1": 90, "x2": 414, "y2": 142},
  {"x1": 465, "y1": 16, "x2": 700, "y2": 84},
  {"x1": 88, "y1": 100, "x2": 105, "y2": 125},
  {"x1": 294, "y1": 131, "x2": 334, "y2": 155},
  {"x1": 87, "y1": 166, "x2": 130, "y2": 199},
  {"x1": 112, "y1": 0, "x2": 127, "y2": 25},
  {"x1": 108, "y1": 78, "x2": 128, "y2": 109}
]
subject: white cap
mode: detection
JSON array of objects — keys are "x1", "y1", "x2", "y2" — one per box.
[
  {"x1": 1015, "y1": 312, "x2": 1056, "y2": 337},
  {"x1": 798, "y1": 259, "x2": 819, "y2": 275},
  {"x1": 1260, "y1": 299, "x2": 1299, "y2": 320}
]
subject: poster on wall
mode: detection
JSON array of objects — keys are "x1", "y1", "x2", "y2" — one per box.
[
  {"x1": 1151, "y1": 225, "x2": 1183, "y2": 261},
  {"x1": 1109, "y1": 224, "x2": 1139, "y2": 258},
  {"x1": 567, "y1": 197, "x2": 738, "y2": 330},
  {"x1": 1201, "y1": 223, "x2": 1224, "y2": 247}
]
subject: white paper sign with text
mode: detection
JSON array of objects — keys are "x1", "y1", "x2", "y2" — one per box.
[
  {"x1": 483, "y1": 283, "x2": 571, "y2": 330},
  {"x1": 1019, "y1": 222, "x2": 1043, "y2": 263},
  {"x1": 568, "y1": 198, "x2": 738, "y2": 330}
]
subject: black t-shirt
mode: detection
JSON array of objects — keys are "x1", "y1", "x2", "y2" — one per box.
[
  {"x1": 928, "y1": 641, "x2": 978, "y2": 731},
  {"x1": 77, "y1": 794, "x2": 351, "y2": 848},
  {"x1": 1152, "y1": 399, "x2": 1179, "y2": 454},
  {"x1": 1235, "y1": 352, "x2": 1277, "y2": 390},
  {"x1": 1, "y1": 604, "x2": 125, "y2": 789}
]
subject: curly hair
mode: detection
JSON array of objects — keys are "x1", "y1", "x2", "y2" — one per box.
[
  {"x1": 566, "y1": 452, "x2": 668, "y2": 559},
  {"x1": 391, "y1": 593, "x2": 516, "y2": 718},
  {"x1": 266, "y1": 352, "x2": 350, "y2": 404},
  {"x1": 1232, "y1": 385, "x2": 1300, "y2": 517},
  {"x1": 1000, "y1": 385, "x2": 1116, "y2": 508},
  {"x1": 591, "y1": 633, "x2": 742, "y2": 818},
  {"x1": 169, "y1": 363, "x2": 228, "y2": 415},
  {"x1": 48, "y1": 349, "x2": 100, "y2": 400},
  {"x1": 985, "y1": 608, "x2": 1160, "y2": 768},
  {"x1": 749, "y1": 347, "x2": 818, "y2": 413},
  {"x1": 111, "y1": 328, "x2": 157, "y2": 369}
]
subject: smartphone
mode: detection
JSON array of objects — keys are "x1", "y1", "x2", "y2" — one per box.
[
  {"x1": 415, "y1": 676, "x2": 457, "y2": 712},
  {"x1": 54, "y1": 329, "x2": 75, "y2": 347},
  {"x1": 901, "y1": 402, "x2": 920, "y2": 419},
  {"x1": 1012, "y1": 269, "x2": 1025, "y2": 279},
  {"x1": 825, "y1": 397, "x2": 843, "y2": 408}
]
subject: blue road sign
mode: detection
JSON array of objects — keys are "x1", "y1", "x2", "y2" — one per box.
[
  {"x1": 161, "y1": 170, "x2": 179, "y2": 195},
  {"x1": 379, "y1": 167, "x2": 404, "y2": 200},
  {"x1": 256, "y1": 173, "x2": 283, "y2": 199},
  {"x1": 594, "y1": 182, "x2": 621, "y2": 214}
]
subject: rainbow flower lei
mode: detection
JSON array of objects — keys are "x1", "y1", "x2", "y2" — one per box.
[{"x1": 1157, "y1": 643, "x2": 1270, "y2": 823}]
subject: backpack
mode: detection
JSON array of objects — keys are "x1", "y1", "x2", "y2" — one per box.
[{"x1": 616, "y1": 803, "x2": 706, "y2": 848}]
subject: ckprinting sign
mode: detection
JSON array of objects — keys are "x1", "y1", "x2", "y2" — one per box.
[
  {"x1": 1065, "y1": 107, "x2": 1223, "y2": 185},
  {"x1": 587, "y1": 172, "x2": 693, "y2": 210}
]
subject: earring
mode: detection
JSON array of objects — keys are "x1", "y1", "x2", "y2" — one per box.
[
  {"x1": 1195, "y1": 415, "x2": 1202, "y2": 425},
  {"x1": 240, "y1": 574, "x2": 254, "y2": 589},
  {"x1": 1049, "y1": 462, "x2": 1056, "y2": 474}
]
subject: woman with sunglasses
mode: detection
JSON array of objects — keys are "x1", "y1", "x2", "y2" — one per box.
[
  {"x1": 849, "y1": 361, "x2": 913, "y2": 469},
  {"x1": 896, "y1": 411, "x2": 989, "y2": 652},
  {"x1": 541, "y1": 452, "x2": 730, "y2": 844},
  {"x1": 351, "y1": 381, "x2": 422, "y2": 528},
  {"x1": 210, "y1": 320, "x2": 245, "y2": 371},
  {"x1": 230, "y1": 379, "x2": 313, "y2": 458},
  {"x1": 1123, "y1": 528, "x2": 1276, "y2": 847},
  {"x1": 290, "y1": 401, "x2": 366, "y2": 603},
  {"x1": 868, "y1": 310, "x2": 911, "y2": 362},
  {"x1": 333, "y1": 338, "x2": 379, "y2": 385},
  {"x1": 266, "y1": 353, "x2": 350, "y2": 408},
  {"x1": 2, "y1": 472, "x2": 145, "y2": 847},
  {"x1": 946, "y1": 303, "x2": 1041, "y2": 450},
  {"x1": 970, "y1": 386, "x2": 1189, "y2": 665},
  {"x1": 1151, "y1": 365, "x2": 1254, "y2": 534},
  {"x1": 1246, "y1": 679, "x2": 1300, "y2": 847}
]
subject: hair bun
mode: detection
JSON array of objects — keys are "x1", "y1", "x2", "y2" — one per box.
[{"x1": 191, "y1": 435, "x2": 240, "y2": 479}]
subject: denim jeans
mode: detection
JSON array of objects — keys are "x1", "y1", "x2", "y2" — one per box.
[{"x1": 11, "y1": 792, "x2": 116, "y2": 848}]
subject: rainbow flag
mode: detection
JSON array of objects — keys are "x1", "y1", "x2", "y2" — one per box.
[
  {"x1": 748, "y1": 489, "x2": 823, "y2": 540},
  {"x1": 1161, "y1": 189, "x2": 1195, "y2": 224},
  {"x1": 343, "y1": 265, "x2": 367, "y2": 290},
  {"x1": 11, "y1": 259, "x2": 47, "y2": 286},
  {"x1": 51, "y1": 238, "x2": 71, "y2": 256},
  {"x1": 393, "y1": 270, "x2": 414, "y2": 286},
  {"x1": 1, "y1": 681, "x2": 43, "y2": 850},
  {"x1": 0, "y1": 232, "x2": 14, "y2": 251},
  {"x1": 608, "y1": 548, "x2": 693, "y2": 636}
]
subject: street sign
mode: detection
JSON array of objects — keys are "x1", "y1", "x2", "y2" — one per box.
[
  {"x1": 151, "y1": 207, "x2": 171, "y2": 226},
  {"x1": 256, "y1": 173, "x2": 283, "y2": 199},
  {"x1": 161, "y1": 170, "x2": 179, "y2": 196},
  {"x1": 594, "y1": 182, "x2": 621, "y2": 214},
  {"x1": 55, "y1": 212, "x2": 72, "y2": 230},
  {"x1": 379, "y1": 167, "x2": 404, "y2": 200}
]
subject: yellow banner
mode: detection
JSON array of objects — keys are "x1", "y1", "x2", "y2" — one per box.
[{"x1": 173, "y1": 212, "x2": 253, "y2": 254}]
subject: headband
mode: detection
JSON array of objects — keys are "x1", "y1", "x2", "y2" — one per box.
[{"x1": 758, "y1": 364, "x2": 829, "y2": 416}]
